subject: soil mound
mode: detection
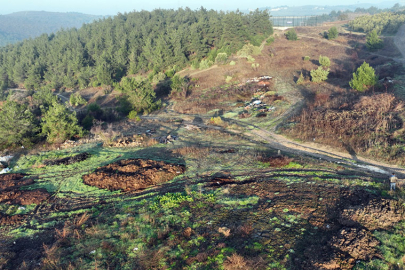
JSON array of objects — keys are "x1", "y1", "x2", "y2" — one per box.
[
  {"x1": 82, "y1": 159, "x2": 185, "y2": 191},
  {"x1": 0, "y1": 173, "x2": 32, "y2": 191},
  {"x1": 259, "y1": 155, "x2": 293, "y2": 167},
  {"x1": 43, "y1": 152, "x2": 91, "y2": 166},
  {"x1": 0, "y1": 189, "x2": 50, "y2": 205},
  {"x1": 0, "y1": 213, "x2": 24, "y2": 226},
  {"x1": 331, "y1": 227, "x2": 380, "y2": 261}
]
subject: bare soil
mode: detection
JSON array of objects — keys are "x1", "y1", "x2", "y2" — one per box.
[
  {"x1": 0, "y1": 173, "x2": 50, "y2": 205},
  {"x1": 225, "y1": 178, "x2": 404, "y2": 269},
  {"x1": 82, "y1": 159, "x2": 186, "y2": 191},
  {"x1": 0, "y1": 189, "x2": 50, "y2": 205}
]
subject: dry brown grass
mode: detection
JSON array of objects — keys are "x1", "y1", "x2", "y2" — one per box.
[
  {"x1": 183, "y1": 227, "x2": 192, "y2": 238},
  {"x1": 223, "y1": 253, "x2": 249, "y2": 270},
  {"x1": 173, "y1": 146, "x2": 211, "y2": 158},
  {"x1": 74, "y1": 212, "x2": 90, "y2": 228},
  {"x1": 218, "y1": 227, "x2": 231, "y2": 237},
  {"x1": 236, "y1": 224, "x2": 254, "y2": 237},
  {"x1": 285, "y1": 91, "x2": 405, "y2": 163}
]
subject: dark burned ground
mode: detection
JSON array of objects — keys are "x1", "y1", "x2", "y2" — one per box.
[
  {"x1": 210, "y1": 178, "x2": 404, "y2": 269},
  {"x1": 43, "y1": 152, "x2": 90, "y2": 166},
  {"x1": 82, "y1": 159, "x2": 186, "y2": 191}
]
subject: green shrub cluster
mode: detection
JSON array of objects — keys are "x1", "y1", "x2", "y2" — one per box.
[
  {"x1": 366, "y1": 30, "x2": 384, "y2": 50},
  {"x1": 199, "y1": 59, "x2": 214, "y2": 70},
  {"x1": 69, "y1": 92, "x2": 87, "y2": 107},
  {"x1": 319, "y1": 55, "x2": 331, "y2": 67},
  {"x1": 349, "y1": 61, "x2": 378, "y2": 91},
  {"x1": 215, "y1": 52, "x2": 228, "y2": 64},
  {"x1": 349, "y1": 12, "x2": 405, "y2": 34},
  {"x1": 310, "y1": 67, "x2": 330, "y2": 83},
  {"x1": 285, "y1": 28, "x2": 298, "y2": 41},
  {"x1": 326, "y1": 26, "x2": 338, "y2": 39},
  {"x1": 236, "y1": 43, "x2": 262, "y2": 58}
]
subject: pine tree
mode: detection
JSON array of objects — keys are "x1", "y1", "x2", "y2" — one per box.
[{"x1": 349, "y1": 62, "x2": 378, "y2": 91}]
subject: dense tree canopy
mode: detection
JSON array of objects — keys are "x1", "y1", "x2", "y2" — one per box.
[
  {"x1": 348, "y1": 12, "x2": 405, "y2": 34},
  {"x1": 0, "y1": 8, "x2": 273, "y2": 91}
]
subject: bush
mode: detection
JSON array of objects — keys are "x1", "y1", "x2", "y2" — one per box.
[
  {"x1": 128, "y1": 110, "x2": 140, "y2": 121},
  {"x1": 199, "y1": 59, "x2": 214, "y2": 70},
  {"x1": 296, "y1": 72, "x2": 305, "y2": 84},
  {"x1": 310, "y1": 67, "x2": 329, "y2": 82},
  {"x1": 327, "y1": 26, "x2": 338, "y2": 39},
  {"x1": 69, "y1": 92, "x2": 87, "y2": 107},
  {"x1": 0, "y1": 101, "x2": 38, "y2": 148},
  {"x1": 215, "y1": 53, "x2": 228, "y2": 64},
  {"x1": 304, "y1": 56, "x2": 310, "y2": 61},
  {"x1": 209, "y1": 116, "x2": 224, "y2": 126},
  {"x1": 285, "y1": 28, "x2": 297, "y2": 41},
  {"x1": 246, "y1": 55, "x2": 255, "y2": 63},
  {"x1": 266, "y1": 36, "x2": 275, "y2": 45},
  {"x1": 366, "y1": 30, "x2": 384, "y2": 50},
  {"x1": 319, "y1": 55, "x2": 331, "y2": 67},
  {"x1": 152, "y1": 72, "x2": 166, "y2": 84},
  {"x1": 236, "y1": 44, "x2": 262, "y2": 58},
  {"x1": 349, "y1": 61, "x2": 378, "y2": 91},
  {"x1": 41, "y1": 101, "x2": 83, "y2": 143},
  {"x1": 229, "y1": 61, "x2": 236, "y2": 66},
  {"x1": 251, "y1": 63, "x2": 260, "y2": 70}
]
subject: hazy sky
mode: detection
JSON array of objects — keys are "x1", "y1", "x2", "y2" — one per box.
[{"x1": 0, "y1": 0, "x2": 397, "y2": 15}]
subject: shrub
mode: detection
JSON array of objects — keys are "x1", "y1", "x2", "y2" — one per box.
[
  {"x1": 296, "y1": 72, "x2": 305, "y2": 84},
  {"x1": 209, "y1": 116, "x2": 224, "y2": 126},
  {"x1": 319, "y1": 55, "x2": 331, "y2": 67},
  {"x1": 215, "y1": 53, "x2": 228, "y2": 64},
  {"x1": 304, "y1": 56, "x2": 310, "y2": 61},
  {"x1": 327, "y1": 26, "x2": 338, "y2": 39},
  {"x1": 152, "y1": 72, "x2": 166, "y2": 84},
  {"x1": 266, "y1": 36, "x2": 275, "y2": 45},
  {"x1": 349, "y1": 61, "x2": 378, "y2": 91},
  {"x1": 229, "y1": 61, "x2": 236, "y2": 66},
  {"x1": 310, "y1": 67, "x2": 329, "y2": 82},
  {"x1": 285, "y1": 28, "x2": 297, "y2": 40},
  {"x1": 0, "y1": 101, "x2": 38, "y2": 148},
  {"x1": 236, "y1": 43, "x2": 261, "y2": 58},
  {"x1": 366, "y1": 30, "x2": 384, "y2": 50},
  {"x1": 199, "y1": 59, "x2": 214, "y2": 70},
  {"x1": 225, "y1": 76, "x2": 233, "y2": 83},
  {"x1": 69, "y1": 92, "x2": 87, "y2": 107},
  {"x1": 251, "y1": 63, "x2": 260, "y2": 70},
  {"x1": 246, "y1": 55, "x2": 255, "y2": 63},
  {"x1": 128, "y1": 110, "x2": 140, "y2": 121},
  {"x1": 41, "y1": 101, "x2": 83, "y2": 143}
]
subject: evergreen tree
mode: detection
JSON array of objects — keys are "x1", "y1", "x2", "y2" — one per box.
[
  {"x1": 41, "y1": 101, "x2": 83, "y2": 143},
  {"x1": 0, "y1": 101, "x2": 38, "y2": 148},
  {"x1": 349, "y1": 62, "x2": 378, "y2": 91},
  {"x1": 366, "y1": 30, "x2": 384, "y2": 50}
]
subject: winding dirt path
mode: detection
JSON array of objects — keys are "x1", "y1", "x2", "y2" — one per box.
[{"x1": 142, "y1": 107, "x2": 405, "y2": 178}]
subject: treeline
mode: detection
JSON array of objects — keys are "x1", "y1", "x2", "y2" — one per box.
[
  {"x1": 348, "y1": 11, "x2": 405, "y2": 34},
  {"x1": 0, "y1": 8, "x2": 272, "y2": 91}
]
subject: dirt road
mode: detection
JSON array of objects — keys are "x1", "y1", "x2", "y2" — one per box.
[{"x1": 143, "y1": 107, "x2": 405, "y2": 178}]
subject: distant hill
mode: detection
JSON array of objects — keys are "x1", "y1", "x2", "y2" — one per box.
[
  {"x1": 0, "y1": 11, "x2": 105, "y2": 47},
  {"x1": 259, "y1": 1, "x2": 403, "y2": 16}
]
